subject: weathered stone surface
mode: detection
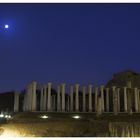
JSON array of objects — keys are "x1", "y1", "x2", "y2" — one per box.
[{"x1": 106, "y1": 70, "x2": 140, "y2": 88}]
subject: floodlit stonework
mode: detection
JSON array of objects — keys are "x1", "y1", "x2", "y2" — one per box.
[{"x1": 14, "y1": 80, "x2": 140, "y2": 115}]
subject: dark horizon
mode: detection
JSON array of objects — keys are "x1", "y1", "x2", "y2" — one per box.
[{"x1": 0, "y1": 3, "x2": 140, "y2": 92}]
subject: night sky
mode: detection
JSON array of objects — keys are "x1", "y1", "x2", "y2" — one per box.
[{"x1": 0, "y1": 3, "x2": 140, "y2": 92}]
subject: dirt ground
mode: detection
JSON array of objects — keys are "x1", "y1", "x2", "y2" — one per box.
[{"x1": 0, "y1": 112, "x2": 140, "y2": 137}]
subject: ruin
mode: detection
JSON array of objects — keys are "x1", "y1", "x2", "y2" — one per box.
[{"x1": 13, "y1": 80, "x2": 140, "y2": 115}]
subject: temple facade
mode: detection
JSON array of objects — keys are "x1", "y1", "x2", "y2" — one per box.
[{"x1": 13, "y1": 80, "x2": 140, "y2": 115}]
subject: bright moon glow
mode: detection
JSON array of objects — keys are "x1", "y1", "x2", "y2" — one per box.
[
  {"x1": 72, "y1": 115, "x2": 81, "y2": 119},
  {"x1": 4, "y1": 24, "x2": 9, "y2": 29}
]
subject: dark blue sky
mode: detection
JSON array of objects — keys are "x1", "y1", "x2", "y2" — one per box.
[{"x1": 0, "y1": 3, "x2": 140, "y2": 92}]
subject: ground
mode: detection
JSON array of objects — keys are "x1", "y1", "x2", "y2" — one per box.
[{"x1": 0, "y1": 112, "x2": 140, "y2": 137}]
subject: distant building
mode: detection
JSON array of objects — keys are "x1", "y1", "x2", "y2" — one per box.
[{"x1": 106, "y1": 70, "x2": 140, "y2": 88}]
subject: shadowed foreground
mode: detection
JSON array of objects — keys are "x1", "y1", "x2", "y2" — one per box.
[{"x1": 1, "y1": 112, "x2": 140, "y2": 137}]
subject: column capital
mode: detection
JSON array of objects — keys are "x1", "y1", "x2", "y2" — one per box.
[
  {"x1": 88, "y1": 84, "x2": 92, "y2": 87},
  {"x1": 70, "y1": 85, "x2": 74, "y2": 88},
  {"x1": 31, "y1": 80, "x2": 37, "y2": 84},
  {"x1": 124, "y1": 86, "x2": 127, "y2": 89},
  {"x1": 61, "y1": 83, "x2": 66, "y2": 86},
  {"x1": 117, "y1": 88, "x2": 120, "y2": 91},
  {"x1": 75, "y1": 83, "x2": 80, "y2": 87},
  {"x1": 47, "y1": 82, "x2": 52, "y2": 86},
  {"x1": 100, "y1": 85, "x2": 104, "y2": 89},
  {"x1": 105, "y1": 88, "x2": 109, "y2": 91},
  {"x1": 95, "y1": 87, "x2": 98, "y2": 90},
  {"x1": 127, "y1": 81, "x2": 132, "y2": 88},
  {"x1": 14, "y1": 92, "x2": 20, "y2": 95},
  {"x1": 112, "y1": 86, "x2": 116, "y2": 91},
  {"x1": 88, "y1": 85, "x2": 92, "y2": 93}
]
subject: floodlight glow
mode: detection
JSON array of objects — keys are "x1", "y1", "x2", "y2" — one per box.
[
  {"x1": 5, "y1": 115, "x2": 9, "y2": 118},
  {"x1": 72, "y1": 115, "x2": 81, "y2": 119},
  {"x1": 0, "y1": 129, "x2": 20, "y2": 137},
  {"x1": 8, "y1": 115, "x2": 11, "y2": 119},
  {"x1": 4, "y1": 24, "x2": 9, "y2": 29},
  {"x1": 0, "y1": 114, "x2": 4, "y2": 118},
  {"x1": 40, "y1": 115, "x2": 48, "y2": 119}
]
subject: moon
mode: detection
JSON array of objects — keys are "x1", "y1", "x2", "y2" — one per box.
[{"x1": 4, "y1": 24, "x2": 9, "y2": 29}]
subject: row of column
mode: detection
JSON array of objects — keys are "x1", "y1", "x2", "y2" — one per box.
[
  {"x1": 23, "y1": 80, "x2": 37, "y2": 111},
  {"x1": 39, "y1": 83, "x2": 140, "y2": 113},
  {"x1": 39, "y1": 83, "x2": 97, "y2": 112},
  {"x1": 13, "y1": 81, "x2": 140, "y2": 114},
  {"x1": 40, "y1": 82, "x2": 52, "y2": 112}
]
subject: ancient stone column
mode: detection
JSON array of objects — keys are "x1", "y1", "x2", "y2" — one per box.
[
  {"x1": 112, "y1": 86, "x2": 117, "y2": 115},
  {"x1": 127, "y1": 81, "x2": 132, "y2": 88},
  {"x1": 134, "y1": 88, "x2": 138, "y2": 112},
  {"x1": 82, "y1": 86, "x2": 86, "y2": 112},
  {"x1": 31, "y1": 81, "x2": 37, "y2": 111},
  {"x1": 43, "y1": 85, "x2": 47, "y2": 111},
  {"x1": 97, "y1": 96, "x2": 102, "y2": 116},
  {"x1": 138, "y1": 89, "x2": 140, "y2": 112},
  {"x1": 23, "y1": 93, "x2": 27, "y2": 111},
  {"x1": 67, "y1": 96, "x2": 70, "y2": 112},
  {"x1": 14, "y1": 92, "x2": 19, "y2": 112},
  {"x1": 100, "y1": 85, "x2": 105, "y2": 112},
  {"x1": 26, "y1": 85, "x2": 31, "y2": 111},
  {"x1": 27, "y1": 84, "x2": 32, "y2": 111},
  {"x1": 117, "y1": 88, "x2": 120, "y2": 112},
  {"x1": 52, "y1": 95, "x2": 56, "y2": 111},
  {"x1": 88, "y1": 85, "x2": 92, "y2": 112},
  {"x1": 29, "y1": 84, "x2": 32, "y2": 111},
  {"x1": 25, "y1": 83, "x2": 33, "y2": 111},
  {"x1": 47, "y1": 82, "x2": 52, "y2": 112},
  {"x1": 95, "y1": 87, "x2": 98, "y2": 112},
  {"x1": 70, "y1": 86, "x2": 74, "y2": 112},
  {"x1": 23, "y1": 96, "x2": 25, "y2": 111},
  {"x1": 105, "y1": 88, "x2": 109, "y2": 112},
  {"x1": 57, "y1": 85, "x2": 61, "y2": 112},
  {"x1": 124, "y1": 87, "x2": 128, "y2": 112},
  {"x1": 40, "y1": 86, "x2": 44, "y2": 111},
  {"x1": 61, "y1": 83, "x2": 65, "y2": 112},
  {"x1": 54, "y1": 95, "x2": 56, "y2": 111},
  {"x1": 75, "y1": 84, "x2": 80, "y2": 112}
]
